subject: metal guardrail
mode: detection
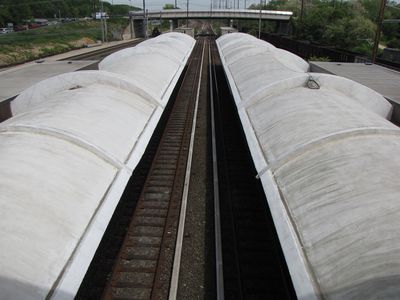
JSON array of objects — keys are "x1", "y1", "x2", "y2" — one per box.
[
  {"x1": 260, "y1": 32, "x2": 400, "y2": 71},
  {"x1": 260, "y1": 32, "x2": 356, "y2": 62}
]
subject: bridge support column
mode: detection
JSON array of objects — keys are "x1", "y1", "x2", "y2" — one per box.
[
  {"x1": 169, "y1": 19, "x2": 179, "y2": 31},
  {"x1": 132, "y1": 19, "x2": 145, "y2": 38},
  {"x1": 277, "y1": 21, "x2": 290, "y2": 35}
]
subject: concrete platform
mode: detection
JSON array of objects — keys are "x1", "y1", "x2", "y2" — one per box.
[
  {"x1": 0, "y1": 38, "x2": 140, "y2": 104},
  {"x1": 0, "y1": 60, "x2": 96, "y2": 103},
  {"x1": 310, "y1": 62, "x2": 400, "y2": 124},
  {"x1": 45, "y1": 39, "x2": 138, "y2": 62}
]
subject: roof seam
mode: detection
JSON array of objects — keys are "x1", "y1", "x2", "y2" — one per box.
[
  {"x1": 262, "y1": 127, "x2": 400, "y2": 175},
  {"x1": 0, "y1": 125, "x2": 127, "y2": 171}
]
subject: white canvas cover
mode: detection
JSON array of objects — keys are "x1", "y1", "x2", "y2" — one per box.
[
  {"x1": 0, "y1": 32, "x2": 195, "y2": 299},
  {"x1": 99, "y1": 32, "x2": 194, "y2": 104},
  {"x1": 217, "y1": 34, "x2": 400, "y2": 300},
  {"x1": 218, "y1": 32, "x2": 391, "y2": 118}
]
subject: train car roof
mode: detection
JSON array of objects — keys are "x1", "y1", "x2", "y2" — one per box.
[
  {"x1": 0, "y1": 32, "x2": 195, "y2": 299},
  {"x1": 217, "y1": 33, "x2": 399, "y2": 300}
]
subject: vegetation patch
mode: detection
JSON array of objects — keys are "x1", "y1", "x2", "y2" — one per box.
[
  {"x1": 0, "y1": 20, "x2": 128, "y2": 67},
  {"x1": 244, "y1": 0, "x2": 400, "y2": 57}
]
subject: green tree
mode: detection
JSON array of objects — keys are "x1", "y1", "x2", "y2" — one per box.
[
  {"x1": 109, "y1": 4, "x2": 131, "y2": 16},
  {"x1": 247, "y1": 0, "x2": 390, "y2": 55},
  {"x1": 163, "y1": 4, "x2": 176, "y2": 9},
  {"x1": 323, "y1": 15, "x2": 375, "y2": 53}
]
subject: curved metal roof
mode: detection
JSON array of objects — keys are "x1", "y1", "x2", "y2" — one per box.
[
  {"x1": 0, "y1": 32, "x2": 195, "y2": 299},
  {"x1": 217, "y1": 33, "x2": 399, "y2": 300}
]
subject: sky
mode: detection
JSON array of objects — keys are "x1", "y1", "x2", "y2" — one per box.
[{"x1": 104, "y1": 0, "x2": 260, "y2": 10}]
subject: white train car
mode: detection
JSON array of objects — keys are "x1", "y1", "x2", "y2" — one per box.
[
  {"x1": 0, "y1": 33, "x2": 195, "y2": 299},
  {"x1": 217, "y1": 33, "x2": 400, "y2": 299}
]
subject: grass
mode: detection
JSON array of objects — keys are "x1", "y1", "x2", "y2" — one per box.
[
  {"x1": 0, "y1": 19, "x2": 128, "y2": 67},
  {"x1": 0, "y1": 21, "x2": 101, "y2": 50}
]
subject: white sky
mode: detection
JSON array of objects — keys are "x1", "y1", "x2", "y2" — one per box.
[{"x1": 105, "y1": 0, "x2": 260, "y2": 10}]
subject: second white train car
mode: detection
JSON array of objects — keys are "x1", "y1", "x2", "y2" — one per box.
[{"x1": 217, "y1": 33, "x2": 400, "y2": 300}]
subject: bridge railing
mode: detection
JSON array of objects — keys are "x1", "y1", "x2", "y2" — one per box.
[{"x1": 130, "y1": 9, "x2": 292, "y2": 21}]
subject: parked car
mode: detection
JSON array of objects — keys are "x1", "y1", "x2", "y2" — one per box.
[
  {"x1": 33, "y1": 18, "x2": 48, "y2": 26},
  {"x1": 14, "y1": 25, "x2": 28, "y2": 32},
  {"x1": 28, "y1": 23, "x2": 41, "y2": 29},
  {"x1": 0, "y1": 28, "x2": 10, "y2": 34}
]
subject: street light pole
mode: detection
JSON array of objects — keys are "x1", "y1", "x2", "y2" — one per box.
[{"x1": 372, "y1": 0, "x2": 387, "y2": 63}]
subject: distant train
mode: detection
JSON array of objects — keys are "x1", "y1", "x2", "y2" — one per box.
[
  {"x1": 217, "y1": 33, "x2": 400, "y2": 300},
  {"x1": 0, "y1": 32, "x2": 195, "y2": 299}
]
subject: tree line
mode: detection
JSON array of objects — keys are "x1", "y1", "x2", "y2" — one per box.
[
  {"x1": 0, "y1": 0, "x2": 138, "y2": 26},
  {"x1": 249, "y1": 0, "x2": 400, "y2": 54}
]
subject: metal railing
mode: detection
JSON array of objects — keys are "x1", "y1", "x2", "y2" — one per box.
[{"x1": 259, "y1": 32, "x2": 400, "y2": 71}]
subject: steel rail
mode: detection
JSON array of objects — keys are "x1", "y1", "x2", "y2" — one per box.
[
  {"x1": 168, "y1": 38, "x2": 206, "y2": 300},
  {"x1": 209, "y1": 40, "x2": 225, "y2": 300},
  {"x1": 100, "y1": 39, "x2": 205, "y2": 300}
]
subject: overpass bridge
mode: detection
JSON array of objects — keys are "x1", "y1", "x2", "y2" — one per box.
[
  {"x1": 130, "y1": 9, "x2": 293, "y2": 21},
  {"x1": 128, "y1": 9, "x2": 292, "y2": 37}
]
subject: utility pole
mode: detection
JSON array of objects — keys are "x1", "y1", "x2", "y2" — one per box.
[
  {"x1": 104, "y1": 14, "x2": 108, "y2": 42},
  {"x1": 101, "y1": 0, "x2": 105, "y2": 43},
  {"x1": 258, "y1": 0, "x2": 262, "y2": 38},
  {"x1": 372, "y1": 0, "x2": 387, "y2": 63},
  {"x1": 129, "y1": 0, "x2": 133, "y2": 39},
  {"x1": 187, "y1": 0, "x2": 189, "y2": 27},
  {"x1": 130, "y1": 14, "x2": 133, "y2": 39},
  {"x1": 300, "y1": 0, "x2": 305, "y2": 22},
  {"x1": 143, "y1": 0, "x2": 147, "y2": 38},
  {"x1": 93, "y1": 0, "x2": 96, "y2": 18}
]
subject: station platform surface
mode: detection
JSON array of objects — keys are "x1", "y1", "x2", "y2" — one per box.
[
  {"x1": 0, "y1": 60, "x2": 95, "y2": 103},
  {"x1": 0, "y1": 38, "x2": 138, "y2": 103},
  {"x1": 310, "y1": 62, "x2": 400, "y2": 105}
]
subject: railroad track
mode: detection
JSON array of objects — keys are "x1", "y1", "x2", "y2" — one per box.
[
  {"x1": 209, "y1": 38, "x2": 297, "y2": 299},
  {"x1": 76, "y1": 82, "x2": 178, "y2": 299},
  {"x1": 77, "y1": 38, "x2": 207, "y2": 300},
  {"x1": 61, "y1": 39, "x2": 143, "y2": 61},
  {"x1": 78, "y1": 35, "x2": 297, "y2": 300}
]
